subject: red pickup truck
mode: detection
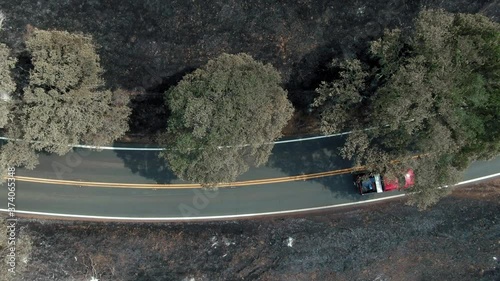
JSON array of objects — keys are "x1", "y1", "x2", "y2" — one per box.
[{"x1": 353, "y1": 169, "x2": 415, "y2": 195}]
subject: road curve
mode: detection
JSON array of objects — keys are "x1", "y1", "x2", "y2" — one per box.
[{"x1": 1, "y1": 136, "x2": 499, "y2": 221}]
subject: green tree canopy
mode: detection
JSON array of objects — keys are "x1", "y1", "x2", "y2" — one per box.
[
  {"x1": 161, "y1": 53, "x2": 293, "y2": 186},
  {"x1": 1, "y1": 28, "x2": 131, "y2": 173},
  {"x1": 0, "y1": 41, "x2": 15, "y2": 129},
  {"x1": 0, "y1": 15, "x2": 16, "y2": 179},
  {"x1": 314, "y1": 10, "x2": 500, "y2": 209}
]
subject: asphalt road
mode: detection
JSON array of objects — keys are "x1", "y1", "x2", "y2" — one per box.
[{"x1": 1, "y1": 136, "x2": 499, "y2": 220}]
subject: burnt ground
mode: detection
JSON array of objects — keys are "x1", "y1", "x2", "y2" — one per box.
[
  {"x1": 5, "y1": 180, "x2": 499, "y2": 281},
  {"x1": 0, "y1": 1, "x2": 498, "y2": 136}
]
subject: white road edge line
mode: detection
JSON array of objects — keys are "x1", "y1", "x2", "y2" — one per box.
[
  {"x1": 1, "y1": 172, "x2": 498, "y2": 221},
  {"x1": 0, "y1": 117, "x2": 416, "y2": 151},
  {"x1": 0, "y1": 130, "x2": 358, "y2": 151}
]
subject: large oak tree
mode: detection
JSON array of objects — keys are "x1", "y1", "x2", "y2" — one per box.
[
  {"x1": 314, "y1": 10, "x2": 499, "y2": 209},
  {"x1": 161, "y1": 53, "x2": 293, "y2": 186},
  {"x1": 1, "y1": 28, "x2": 131, "y2": 173}
]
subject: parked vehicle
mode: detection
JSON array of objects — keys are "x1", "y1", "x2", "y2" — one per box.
[{"x1": 353, "y1": 169, "x2": 415, "y2": 195}]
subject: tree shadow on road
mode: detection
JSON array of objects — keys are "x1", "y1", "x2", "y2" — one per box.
[
  {"x1": 113, "y1": 135, "x2": 361, "y2": 199},
  {"x1": 266, "y1": 136, "x2": 360, "y2": 200},
  {"x1": 113, "y1": 149, "x2": 179, "y2": 184}
]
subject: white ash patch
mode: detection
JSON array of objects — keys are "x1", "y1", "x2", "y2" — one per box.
[
  {"x1": 0, "y1": 10, "x2": 5, "y2": 29},
  {"x1": 356, "y1": 6, "x2": 366, "y2": 16},
  {"x1": 222, "y1": 236, "x2": 235, "y2": 246},
  {"x1": 211, "y1": 236, "x2": 235, "y2": 248},
  {"x1": 210, "y1": 236, "x2": 218, "y2": 248}
]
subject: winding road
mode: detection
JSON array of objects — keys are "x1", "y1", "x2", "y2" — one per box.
[{"x1": 1, "y1": 135, "x2": 499, "y2": 221}]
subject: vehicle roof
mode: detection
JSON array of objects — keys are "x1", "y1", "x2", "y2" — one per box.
[{"x1": 358, "y1": 174, "x2": 383, "y2": 194}]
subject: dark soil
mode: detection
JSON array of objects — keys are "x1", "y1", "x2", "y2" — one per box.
[
  {"x1": 0, "y1": 1, "x2": 498, "y2": 136},
  {"x1": 10, "y1": 180, "x2": 500, "y2": 281}
]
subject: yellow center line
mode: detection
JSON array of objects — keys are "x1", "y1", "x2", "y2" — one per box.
[
  {"x1": 5, "y1": 154, "x2": 425, "y2": 189},
  {"x1": 11, "y1": 166, "x2": 364, "y2": 189}
]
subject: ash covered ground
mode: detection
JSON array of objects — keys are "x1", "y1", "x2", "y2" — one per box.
[
  {"x1": 0, "y1": 2, "x2": 499, "y2": 280},
  {"x1": 0, "y1": 0, "x2": 497, "y2": 135},
  {"x1": 12, "y1": 181, "x2": 500, "y2": 281}
]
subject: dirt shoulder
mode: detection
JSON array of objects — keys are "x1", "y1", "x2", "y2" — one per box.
[{"x1": 6, "y1": 180, "x2": 498, "y2": 281}]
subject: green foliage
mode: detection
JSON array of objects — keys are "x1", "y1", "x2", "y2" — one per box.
[
  {"x1": 376, "y1": 10, "x2": 500, "y2": 163},
  {"x1": 0, "y1": 142, "x2": 38, "y2": 170},
  {"x1": 314, "y1": 9, "x2": 500, "y2": 209},
  {"x1": 313, "y1": 59, "x2": 367, "y2": 133},
  {"x1": 370, "y1": 29, "x2": 405, "y2": 78},
  {"x1": 0, "y1": 42, "x2": 16, "y2": 128},
  {"x1": 1, "y1": 28, "x2": 131, "y2": 170},
  {"x1": 161, "y1": 53, "x2": 293, "y2": 186},
  {"x1": 25, "y1": 29, "x2": 103, "y2": 91},
  {"x1": 19, "y1": 29, "x2": 130, "y2": 155},
  {"x1": 405, "y1": 156, "x2": 459, "y2": 210}
]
